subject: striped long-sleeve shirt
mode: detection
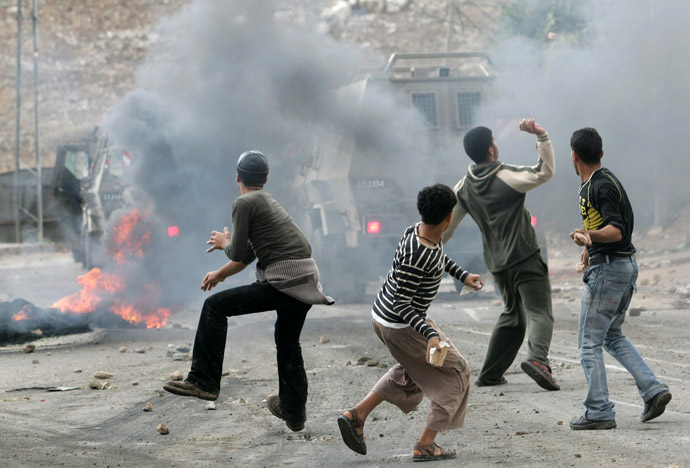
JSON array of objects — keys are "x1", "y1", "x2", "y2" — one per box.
[{"x1": 372, "y1": 223, "x2": 470, "y2": 340}]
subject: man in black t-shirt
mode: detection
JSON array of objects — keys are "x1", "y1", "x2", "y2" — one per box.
[{"x1": 567, "y1": 128, "x2": 671, "y2": 430}]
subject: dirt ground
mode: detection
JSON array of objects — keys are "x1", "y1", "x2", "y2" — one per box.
[{"x1": 1, "y1": 246, "x2": 689, "y2": 468}]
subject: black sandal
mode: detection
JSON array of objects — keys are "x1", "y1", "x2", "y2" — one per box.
[
  {"x1": 412, "y1": 442, "x2": 457, "y2": 462},
  {"x1": 337, "y1": 408, "x2": 367, "y2": 455}
]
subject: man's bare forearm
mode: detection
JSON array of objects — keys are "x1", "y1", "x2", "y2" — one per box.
[
  {"x1": 217, "y1": 260, "x2": 249, "y2": 280},
  {"x1": 589, "y1": 225, "x2": 623, "y2": 243}
]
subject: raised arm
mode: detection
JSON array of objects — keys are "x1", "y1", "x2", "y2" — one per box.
[{"x1": 496, "y1": 118, "x2": 555, "y2": 193}]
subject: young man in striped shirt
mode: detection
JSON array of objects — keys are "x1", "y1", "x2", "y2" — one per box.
[{"x1": 338, "y1": 184, "x2": 483, "y2": 462}]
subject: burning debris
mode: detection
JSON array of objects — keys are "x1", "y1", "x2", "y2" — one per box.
[
  {"x1": 2, "y1": 209, "x2": 181, "y2": 345},
  {"x1": 0, "y1": 299, "x2": 91, "y2": 346},
  {"x1": 51, "y1": 209, "x2": 174, "y2": 329}
]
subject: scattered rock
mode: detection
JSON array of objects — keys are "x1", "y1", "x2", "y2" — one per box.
[
  {"x1": 31, "y1": 329, "x2": 43, "y2": 336},
  {"x1": 143, "y1": 402, "x2": 153, "y2": 412},
  {"x1": 357, "y1": 356, "x2": 371, "y2": 365},
  {"x1": 88, "y1": 380, "x2": 111, "y2": 390},
  {"x1": 171, "y1": 353, "x2": 191, "y2": 361},
  {"x1": 170, "y1": 371, "x2": 184, "y2": 381},
  {"x1": 93, "y1": 371, "x2": 114, "y2": 379},
  {"x1": 377, "y1": 363, "x2": 388, "y2": 368},
  {"x1": 132, "y1": 381, "x2": 139, "y2": 386},
  {"x1": 74, "y1": 369, "x2": 82, "y2": 373},
  {"x1": 46, "y1": 352, "x2": 51, "y2": 356},
  {"x1": 319, "y1": 335, "x2": 330, "y2": 344},
  {"x1": 134, "y1": 348, "x2": 147, "y2": 354},
  {"x1": 345, "y1": 360, "x2": 352, "y2": 366},
  {"x1": 575, "y1": 454, "x2": 582, "y2": 458},
  {"x1": 206, "y1": 401, "x2": 216, "y2": 410},
  {"x1": 153, "y1": 390, "x2": 166, "y2": 397},
  {"x1": 32, "y1": 359, "x2": 39, "y2": 364},
  {"x1": 557, "y1": 421, "x2": 564, "y2": 425},
  {"x1": 23, "y1": 344, "x2": 36, "y2": 353},
  {"x1": 628, "y1": 307, "x2": 644, "y2": 317},
  {"x1": 157, "y1": 424, "x2": 170, "y2": 435},
  {"x1": 221, "y1": 370, "x2": 231, "y2": 377},
  {"x1": 175, "y1": 345, "x2": 190, "y2": 353},
  {"x1": 367, "y1": 358, "x2": 380, "y2": 367},
  {"x1": 119, "y1": 346, "x2": 127, "y2": 353}
]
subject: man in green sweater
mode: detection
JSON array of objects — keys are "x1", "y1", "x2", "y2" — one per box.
[{"x1": 443, "y1": 118, "x2": 559, "y2": 391}]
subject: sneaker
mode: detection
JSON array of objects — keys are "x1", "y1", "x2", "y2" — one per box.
[
  {"x1": 569, "y1": 416, "x2": 616, "y2": 430},
  {"x1": 163, "y1": 380, "x2": 219, "y2": 401},
  {"x1": 641, "y1": 390, "x2": 672, "y2": 422},
  {"x1": 264, "y1": 394, "x2": 305, "y2": 432},
  {"x1": 521, "y1": 360, "x2": 560, "y2": 391}
]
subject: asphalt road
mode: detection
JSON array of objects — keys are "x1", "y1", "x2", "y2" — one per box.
[{"x1": 0, "y1": 251, "x2": 688, "y2": 467}]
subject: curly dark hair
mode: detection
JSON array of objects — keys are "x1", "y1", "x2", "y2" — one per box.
[
  {"x1": 417, "y1": 183, "x2": 457, "y2": 225},
  {"x1": 570, "y1": 127, "x2": 603, "y2": 164}
]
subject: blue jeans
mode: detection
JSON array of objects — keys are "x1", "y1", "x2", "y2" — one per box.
[{"x1": 578, "y1": 256, "x2": 668, "y2": 421}]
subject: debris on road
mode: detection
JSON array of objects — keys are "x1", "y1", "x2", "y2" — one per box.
[
  {"x1": 134, "y1": 348, "x2": 147, "y2": 354},
  {"x1": 93, "y1": 371, "x2": 113, "y2": 379},
  {"x1": 23, "y1": 344, "x2": 36, "y2": 353},
  {"x1": 319, "y1": 335, "x2": 329, "y2": 343},
  {"x1": 206, "y1": 401, "x2": 216, "y2": 410},
  {"x1": 143, "y1": 402, "x2": 153, "y2": 412},
  {"x1": 88, "y1": 380, "x2": 111, "y2": 390},
  {"x1": 170, "y1": 370, "x2": 184, "y2": 381},
  {"x1": 119, "y1": 346, "x2": 127, "y2": 353},
  {"x1": 32, "y1": 359, "x2": 39, "y2": 364},
  {"x1": 157, "y1": 424, "x2": 169, "y2": 435}
]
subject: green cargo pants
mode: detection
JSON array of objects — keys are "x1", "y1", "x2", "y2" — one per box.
[{"x1": 476, "y1": 252, "x2": 554, "y2": 385}]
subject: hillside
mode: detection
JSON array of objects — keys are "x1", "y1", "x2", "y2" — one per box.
[{"x1": 0, "y1": 0, "x2": 506, "y2": 173}]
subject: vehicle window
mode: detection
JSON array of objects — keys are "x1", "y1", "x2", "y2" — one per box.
[
  {"x1": 457, "y1": 91, "x2": 481, "y2": 127},
  {"x1": 64, "y1": 150, "x2": 90, "y2": 179},
  {"x1": 411, "y1": 92, "x2": 438, "y2": 128},
  {"x1": 107, "y1": 146, "x2": 125, "y2": 176}
]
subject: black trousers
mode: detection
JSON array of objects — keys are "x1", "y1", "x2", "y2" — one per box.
[{"x1": 187, "y1": 281, "x2": 311, "y2": 421}]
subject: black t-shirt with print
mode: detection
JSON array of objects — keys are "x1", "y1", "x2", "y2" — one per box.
[{"x1": 578, "y1": 168, "x2": 636, "y2": 257}]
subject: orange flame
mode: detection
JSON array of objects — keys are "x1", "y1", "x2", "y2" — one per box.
[
  {"x1": 109, "y1": 209, "x2": 151, "y2": 264},
  {"x1": 51, "y1": 209, "x2": 176, "y2": 329},
  {"x1": 112, "y1": 302, "x2": 171, "y2": 329},
  {"x1": 51, "y1": 268, "x2": 125, "y2": 314},
  {"x1": 12, "y1": 310, "x2": 29, "y2": 321}
]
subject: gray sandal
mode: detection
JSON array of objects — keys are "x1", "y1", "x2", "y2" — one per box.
[
  {"x1": 337, "y1": 408, "x2": 367, "y2": 455},
  {"x1": 412, "y1": 442, "x2": 457, "y2": 462}
]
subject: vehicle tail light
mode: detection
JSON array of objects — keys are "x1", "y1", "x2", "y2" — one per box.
[
  {"x1": 531, "y1": 216, "x2": 537, "y2": 227},
  {"x1": 366, "y1": 221, "x2": 381, "y2": 234},
  {"x1": 168, "y1": 225, "x2": 180, "y2": 237}
]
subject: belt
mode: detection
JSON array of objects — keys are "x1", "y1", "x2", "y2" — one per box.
[{"x1": 589, "y1": 254, "x2": 633, "y2": 266}]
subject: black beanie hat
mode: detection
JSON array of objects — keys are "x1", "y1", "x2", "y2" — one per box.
[
  {"x1": 237, "y1": 150, "x2": 269, "y2": 186},
  {"x1": 463, "y1": 126, "x2": 493, "y2": 163}
]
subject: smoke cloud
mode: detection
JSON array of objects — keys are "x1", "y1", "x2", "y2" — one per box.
[
  {"x1": 484, "y1": 0, "x2": 690, "y2": 233},
  {"x1": 102, "y1": 0, "x2": 690, "y2": 306}
]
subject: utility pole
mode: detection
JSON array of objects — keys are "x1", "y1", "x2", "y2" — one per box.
[
  {"x1": 13, "y1": 0, "x2": 22, "y2": 243},
  {"x1": 32, "y1": 0, "x2": 42, "y2": 242}
]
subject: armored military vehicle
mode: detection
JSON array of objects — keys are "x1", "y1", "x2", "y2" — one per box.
[
  {"x1": 293, "y1": 52, "x2": 504, "y2": 301},
  {"x1": 51, "y1": 127, "x2": 130, "y2": 267}
]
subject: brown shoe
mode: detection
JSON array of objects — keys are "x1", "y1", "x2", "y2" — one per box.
[
  {"x1": 265, "y1": 394, "x2": 305, "y2": 432},
  {"x1": 163, "y1": 380, "x2": 219, "y2": 401},
  {"x1": 521, "y1": 360, "x2": 560, "y2": 391}
]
